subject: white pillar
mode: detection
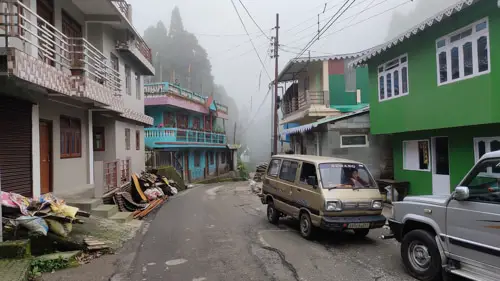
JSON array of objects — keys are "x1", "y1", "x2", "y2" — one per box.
[
  {"x1": 88, "y1": 110, "x2": 94, "y2": 185},
  {"x1": 32, "y1": 104, "x2": 41, "y2": 198}
]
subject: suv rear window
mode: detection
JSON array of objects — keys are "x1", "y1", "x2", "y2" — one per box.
[{"x1": 267, "y1": 159, "x2": 281, "y2": 176}]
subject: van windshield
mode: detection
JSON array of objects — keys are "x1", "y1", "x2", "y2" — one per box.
[{"x1": 319, "y1": 163, "x2": 376, "y2": 189}]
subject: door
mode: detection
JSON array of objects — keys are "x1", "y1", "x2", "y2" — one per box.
[
  {"x1": 432, "y1": 137, "x2": 450, "y2": 195},
  {"x1": 276, "y1": 160, "x2": 299, "y2": 216},
  {"x1": 293, "y1": 162, "x2": 323, "y2": 221},
  {"x1": 39, "y1": 121, "x2": 52, "y2": 194},
  {"x1": 446, "y1": 158, "x2": 500, "y2": 272},
  {"x1": 37, "y1": 0, "x2": 54, "y2": 66},
  {"x1": 62, "y1": 10, "x2": 83, "y2": 68}
]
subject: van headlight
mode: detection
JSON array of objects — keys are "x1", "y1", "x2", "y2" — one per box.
[
  {"x1": 325, "y1": 200, "x2": 342, "y2": 212},
  {"x1": 371, "y1": 200, "x2": 383, "y2": 209}
]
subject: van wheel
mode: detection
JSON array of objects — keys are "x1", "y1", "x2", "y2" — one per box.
[
  {"x1": 299, "y1": 212, "x2": 314, "y2": 239},
  {"x1": 401, "y1": 229, "x2": 442, "y2": 281},
  {"x1": 267, "y1": 202, "x2": 280, "y2": 224},
  {"x1": 353, "y1": 229, "x2": 370, "y2": 238}
]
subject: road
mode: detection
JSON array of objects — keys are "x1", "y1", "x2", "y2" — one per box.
[{"x1": 124, "y1": 181, "x2": 419, "y2": 281}]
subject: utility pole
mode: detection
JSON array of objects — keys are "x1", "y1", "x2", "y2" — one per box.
[
  {"x1": 0, "y1": 169, "x2": 3, "y2": 242},
  {"x1": 233, "y1": 122, "x2": 237, "y2": 144},
  {"x1": 272, "y1": 13, "x2": 280, "y2": 155}
]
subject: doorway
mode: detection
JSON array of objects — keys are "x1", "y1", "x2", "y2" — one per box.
[
  {"x1": 39, "y1": 120, "x2": 52, "y2": 194},
  {"x1": 431, "y1": 137, "x2": 450, "y2": 195}
]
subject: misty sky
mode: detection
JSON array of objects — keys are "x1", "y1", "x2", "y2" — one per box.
[{"x1": 128, "y1": 0, "x2": 460, "y2": 118}]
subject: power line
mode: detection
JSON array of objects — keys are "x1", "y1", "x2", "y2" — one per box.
[
  {"x1": 237, "y1": 0, "x2": 270, "y2": 39},
  {"x1": 240, "y1": 87, "x2": 273, "y2": 136},
  {"x1": 230, "y1": 0, "x2": 272, "y2": 80}
]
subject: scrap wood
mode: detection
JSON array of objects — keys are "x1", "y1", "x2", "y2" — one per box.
[
  {"x1": 76, "y1": 210, "x2": 90, "y2": 218},
  {"x1": 84, "y1": 237, "x2": 110, "y2": 251},
  {"x1": 132, "y1": 173, "x2": 148, "y2": 202},
  {"x1": 133, "y1": 198, "x2": 165, "y2": 219}
]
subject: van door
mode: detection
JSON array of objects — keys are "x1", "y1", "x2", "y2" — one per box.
[
  {"x1": 446, "y1": 158, "x2": 500, "y2": 272},
  {"x1": 293, "y1": 162, "x2": 323, "y2": 223},
  {"x1": 276, "y1": 160, "x2": 299, "y2": 216}
]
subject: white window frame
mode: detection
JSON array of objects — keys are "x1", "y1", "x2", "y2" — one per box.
[
  {"x1": 473, "y1": 137, "x2": 500, "y2": 176},
  {"x1": 340, "y1": 134, "x2": 369, "y2": 148},
  {"x1": 377, "y1": 54, "x2": 409, "y2": 102},
  {"x1": 436, "y1": 17, "x2": 490, "y2": 86},
  {"x1": 402, "y1": 139, "x2": 431, "y2": 172}
]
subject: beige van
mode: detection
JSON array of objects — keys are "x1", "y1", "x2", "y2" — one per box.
[{"x1": 260, "y1": 155, "x2": 386, "y2": 239}]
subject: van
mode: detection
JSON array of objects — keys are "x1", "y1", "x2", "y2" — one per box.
[{"x1": 260, "y1": 154, "x2": 386, "y2": 239}]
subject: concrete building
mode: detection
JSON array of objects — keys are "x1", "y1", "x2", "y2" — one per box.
[{"x1": 0, "y1": 0, "x2": 154, "y2": 199}]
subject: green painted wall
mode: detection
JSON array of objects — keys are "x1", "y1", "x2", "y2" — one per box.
[
  {"x1": 328, "y1": 66, "x2": 370, "y2": 108},
  {"x1": 367, "y1": 1, "x2": 499, "y2": 135},
  {"x1": 393, "y1": 124, "x2": 500, "y2": 195}
]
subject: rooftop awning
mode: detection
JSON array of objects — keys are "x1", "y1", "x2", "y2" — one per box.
[{"x1": 280, "y1": 106, "x2": 370, "y2": 138}]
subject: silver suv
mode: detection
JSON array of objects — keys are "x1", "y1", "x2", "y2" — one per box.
[{"x1": 386, "y1": 151, "x2": 500, "y2": 281}]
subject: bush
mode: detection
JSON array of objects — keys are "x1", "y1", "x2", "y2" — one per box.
[{"x1": 156, "y1": 166, "x2": 187, "y2": 191}]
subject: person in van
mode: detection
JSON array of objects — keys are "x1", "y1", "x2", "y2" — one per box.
[{"x1": 348, "y1": 169, "x2": 369, "y2": 187}]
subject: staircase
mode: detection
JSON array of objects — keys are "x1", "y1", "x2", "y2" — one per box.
[{"x1": 65, "y1": 198, "x2": 133, "y2": 223}]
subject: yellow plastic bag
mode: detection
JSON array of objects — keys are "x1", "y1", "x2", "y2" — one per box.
[
  {"x1": 60, "y1": 205, "x2": 79, "y2": 219},
  {"x1": 45, "y1": 219, "x2": 73, "y2": 237}
]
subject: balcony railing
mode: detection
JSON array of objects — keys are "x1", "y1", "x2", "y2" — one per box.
[
  {"x1": 145, "y1": 128, "x2": 226, "y2": 146},
  {"x1": 69, "y1": 37, "x2": 121, "y2": 92},
  {"x1": 134, "y1": 39, "x2": 152, "y2": 64},
  {"x1": 283, "y1": 90, "x2": 329, "y2": 115}
]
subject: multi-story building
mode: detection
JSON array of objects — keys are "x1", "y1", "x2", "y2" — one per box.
[
  {"x1": 144, "y1": 81, "x2": 234, "y2": 182},
  {"x1": 351, "y1": 0, "x2": 497, "y2": 195},
  {"x1": 278, "y1": 55, "x2": 392, "y2": 178},
  {"x1": 0, "y1": 0, "x2": 154, "y2": 198}
]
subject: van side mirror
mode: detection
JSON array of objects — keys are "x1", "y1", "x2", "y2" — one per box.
[
  {"x1": 453, "y1": 186, "x2": 470, "y2": 201},
  {"x1": 307, "y1": 176, "x2": 317, "y2": 188}
]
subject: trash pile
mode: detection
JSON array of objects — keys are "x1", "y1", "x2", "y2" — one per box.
[
  {"x1": 1, "y1": 192, "x2": 90, "y2": 238},
  {"x1": 253, "y1": 162, "x2": 268, "y2": 182},
  {"x1": 110, "y1": 171, "x2": 180, "y2": 220}
]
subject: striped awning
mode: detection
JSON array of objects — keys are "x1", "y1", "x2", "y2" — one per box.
[{"x1": 280, "y1": 123, "x2": 317, "y2": 138}]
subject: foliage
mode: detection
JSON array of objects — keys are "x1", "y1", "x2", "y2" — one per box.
[
  {"x1": 237, "y1": 158, "x2": 248, "y2": 179},
  {"x1": 156, "y1": 165, "x2": 186, "y2": 190},
  {"x1": 29, "y1": 256, "x2": 70, "y2": 279}
]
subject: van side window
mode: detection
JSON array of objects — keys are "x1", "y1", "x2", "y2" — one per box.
[
  {"x1": 462, "y1": 158, "x2": 500, "y2": 205},
  {"x1": 267, "y1": 159, "x2": 281, "y2": 177},
  {"x1": 279, "y1": 160, "x2": 299, "y2": 183},
  {"x1": 300, "y1": 163, "x2": 317, "y2": 186}
]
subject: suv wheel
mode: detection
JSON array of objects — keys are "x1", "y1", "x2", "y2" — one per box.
[
  {"x1": 299, "y1": 212, "x2": 314, "y2": 239},
  {"x1": 401, "y1": 229, "x2": 442, "y2": 281},
  {"x1": 267, "y1": 202, "x2": 280, "y2": 224}
]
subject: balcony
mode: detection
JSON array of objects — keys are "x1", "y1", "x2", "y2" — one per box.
[
  {"x1": 116, "y1": 38, "x2": 154, "y2": 75},
  {"x1": 281, "y1": 90, "x2": 340, "y2": 124},
  {"x1": 145, "y1": 128, "x2": 227, "y2": 149},
  {"x1": 0, "y1": 0, "x2": 122, "y2": 109}
]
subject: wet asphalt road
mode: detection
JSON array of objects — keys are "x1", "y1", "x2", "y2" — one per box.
[{"x1": 125, "y1": 181, "x2": 428, "y2": 281}]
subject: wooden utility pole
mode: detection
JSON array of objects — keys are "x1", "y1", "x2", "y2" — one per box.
[
  {"x1": 0, "y1": 169, "x2": 3, "y2": 242},
  {"x1": 273, "y1": 13, "x2": 280, "y2": 155}
]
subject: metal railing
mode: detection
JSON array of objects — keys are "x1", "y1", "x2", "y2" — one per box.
[
  {"x1": 134, "y1": 39, "x2": 152, "y2": 64},
  {"x1": 104, "y1": 160, "x2": 119, "y2": 192},
  {"x1": 69, "y1": 37, "x2": 121, "y2": 92},
  {"x1": 121, "y1": 158, "x2": 131, "y2": 184},
  {"x1": 145, "y1": 128, "x2": 226, "y2": 144},
  {"x1": 0, "y1": 0, "x2": 71, "y2": 71},
  {"x1": 283, "y1": 90, "x2": 328, "y2": 115}
]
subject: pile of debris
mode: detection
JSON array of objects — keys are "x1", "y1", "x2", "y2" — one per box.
[
  {"x1": 253, "y1": 162, "x2": 269, "y2": 182},
  {"x1": 107, "y1": 171, "x2": 181, "y2": 220},
  {"x1": 1, "y1": 192, "x2": 90, "y2": 238}
]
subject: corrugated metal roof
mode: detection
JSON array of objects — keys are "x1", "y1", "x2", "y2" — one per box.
[{"x1": 351, "y1": 0, "x2": 482, "y2": 66}]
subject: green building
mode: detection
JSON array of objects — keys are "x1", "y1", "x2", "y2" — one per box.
[{"x1": 352, "y1": 0, "x2": 498, "y2": 195}]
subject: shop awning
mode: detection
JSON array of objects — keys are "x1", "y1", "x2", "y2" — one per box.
[{"x1": 280, "y1": 123, "x2": 318, "y2": 138}]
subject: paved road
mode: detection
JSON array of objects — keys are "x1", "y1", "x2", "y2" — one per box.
[{"x1": 124, "y1": 182, "x2": 421, "y2": 281}]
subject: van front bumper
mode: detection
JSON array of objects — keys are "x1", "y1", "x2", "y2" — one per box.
[{"x1": 320, "y1": 215, "x2": 387, "y2": 231}]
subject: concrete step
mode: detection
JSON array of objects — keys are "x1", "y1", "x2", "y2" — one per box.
[
  {"x1": 109, "y1": 212, "x2": 134, "y2": 223},
  {"x1": 65, "y1": 198, "x2": 102, "y2": 212},
  {"x1": 91, "y1": 204, "x2": 119, "y2": 218},
  {"x1": 0, "y1": 259, "x2": 31, "y2": 281}
]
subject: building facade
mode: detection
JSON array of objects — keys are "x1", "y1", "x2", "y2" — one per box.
[
  {"x1": 352, "y1": 0, "x2": 497, "y2": 195},
  {"x1": 144, "y1": 82, "x2": 234, "y2": 182},
  {"x1": 0, "y1": 0, "x2": 154, "y2": 198}
]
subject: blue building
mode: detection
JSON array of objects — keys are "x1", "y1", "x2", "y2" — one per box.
[{"x1": 144, "y1": 82, "x2": 233, "y2": 182}]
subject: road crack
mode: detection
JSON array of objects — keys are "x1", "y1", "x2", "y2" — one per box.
[{"x1": 261, "y1": 246, "x2": 300, "y2": 281}]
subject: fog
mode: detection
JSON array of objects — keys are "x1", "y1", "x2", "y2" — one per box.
[{"x1": 128, "y1": 0, "x2": 463, "y2": 168}]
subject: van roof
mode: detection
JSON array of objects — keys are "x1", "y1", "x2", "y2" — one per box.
[{"x1": 272, "y1": 154, "x2": 362, "y2": 165}]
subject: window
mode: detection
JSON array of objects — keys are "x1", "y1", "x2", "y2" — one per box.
[
  {"x1": 125, "y1": 64, "x2": 131, "y2": 95},
  {"x1": 209, "y1": 152, "x2": 214, "y2": 165},
  {"x1": 340, "y1": 135, "x2": 369, "y2": 148},
  {"x1": 474, "y1": 137, "x2": 500, "y2": 175},
  {"x1": 93, "y1": 126, "x2": 105, "y2": 151},
  {"x1": 436, "y1": 18, "x2": 490, "y2": 86},
  {"x1": 378, "y1": 54, "x2": 408, "y2": 101},
  {"x1": 194, "y1": 151, "x2": 201, "y2": 167},
  {"x1": 135, "y1": 72, "x2": 141, "y2": 99},
  {"x1": 136, "y1": 130, "x2": 140, "y2": 150},
  {"x1": 267, "y1": 159, "x2": 281, "y2": 177},
  {"x1": 461, "y1": 158, "x2": 500, "y2": 205},
  {"x1": 221, "y1": 152, "x2": 226, "y2": 164},
  {"x1": 299, "y1": 162, "x2": 318, "y2": 186},
  {"x1": 403, "y1": 140, "x2": 430, "y2": 171},
  {"x1": 60, "y1": 116, "x2": 81, "y2": 158},
  {"x1": 319, "y1": 163, "x2": 376, "y2": 189},
  {"x1": 279, "y1": 160, "x2": 299, "y2": 183},
  {"x1": 125, "y1": 128, "x2": 131, "y2": 150}
]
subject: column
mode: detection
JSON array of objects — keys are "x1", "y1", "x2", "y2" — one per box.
[
  {"x1": 315, "y1": 132, "x2": 320, "y2": 156},
  {"x1": 32, "y1": 104, "x2": 41, "y2": 198},
  {"x1": 88, "y1": 110, "x2": 94, "y2": 185}
]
